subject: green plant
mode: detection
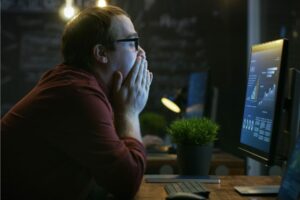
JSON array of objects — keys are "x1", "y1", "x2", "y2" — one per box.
[
  {"x1": 167, "y1": 118, "x2": 219, "y2": 145},
  {"x1": 140, "y1": 112, "x2": 167, "y2": 137}
]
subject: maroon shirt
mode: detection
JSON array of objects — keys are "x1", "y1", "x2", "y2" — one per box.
[{"x1": 1, "y1": 64, "x2": 146, "y2": 200}]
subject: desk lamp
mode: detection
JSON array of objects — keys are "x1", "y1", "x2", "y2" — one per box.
[
  {"x1": 161, "y1": 88, "x2": 187, "y2": 154},
  {"x1": 161, "y1": 88, "x2": 187, "y2": 114}
]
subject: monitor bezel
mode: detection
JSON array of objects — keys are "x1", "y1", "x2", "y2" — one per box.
[{"x1": 238, "y1": 39, "x2": 289, "y2": 165}]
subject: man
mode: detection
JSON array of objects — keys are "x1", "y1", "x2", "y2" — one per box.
[{"x1": 2, "y1": 6, "x2": 152, "y2": 200}]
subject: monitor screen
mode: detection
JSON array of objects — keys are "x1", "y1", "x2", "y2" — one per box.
[{"x1": 239, "y1": 39, "x2": 288, "y2": 164}]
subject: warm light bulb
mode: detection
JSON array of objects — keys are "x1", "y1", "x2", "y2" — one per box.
[
  {"x1": 161, "y1": 97, "x2": 181, "y2": 113},
  {"x1": 60, "y1": 0, "x2": 78, "y2": 20},
  {"x1": 63, "y1": 6, "x2": 75, "y2": 19},
  {"x1": 97, "y1": 0, "x2": 107, "y2": 7}
]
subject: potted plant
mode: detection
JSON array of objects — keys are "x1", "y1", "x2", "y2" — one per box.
[
  {"x1": 167, "y1": 118, "x2": 219, "y2": 176},
  {"x1": 140, "y1": 112, "x2": 167, "y2": 151}
]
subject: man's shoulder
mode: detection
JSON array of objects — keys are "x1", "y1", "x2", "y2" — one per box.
[
  {"x1": 39, "y1": 64, "x2": 105, "y2": 95},
  {"x1": 36, "y1": 65, "x2": 112, "y2": 112},
  {"x1": 41, "y1": 64, "x2": 95, "y2": 82}
]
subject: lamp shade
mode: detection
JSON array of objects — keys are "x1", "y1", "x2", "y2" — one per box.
[
  {"x1": 161, "y1": 88, "x2": 187, "y2": 113},
  {"x1": 161, "y1": 97, "x2": 181, "y2": 113}
]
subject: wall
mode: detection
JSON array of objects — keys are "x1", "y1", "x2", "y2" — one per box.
[
  {"x1": 1, "y1": 1, "x2": 65, "y2": 113},
  {"x1": 261, "y1": 0, "x2": 300, "y2": 71}
]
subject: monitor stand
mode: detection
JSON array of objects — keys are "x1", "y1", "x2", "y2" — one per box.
[{"x1": 246, "y1": 157, "x2": 269, "y2": 175}]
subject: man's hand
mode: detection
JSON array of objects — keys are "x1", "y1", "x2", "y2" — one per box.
[{"x1": 112, "y1": 49, "x2": 153, "y2": 141}]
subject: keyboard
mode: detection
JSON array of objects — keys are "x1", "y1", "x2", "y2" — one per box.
[{"x1": 164, "y1": 181, "x2": 210, "y2": 198}]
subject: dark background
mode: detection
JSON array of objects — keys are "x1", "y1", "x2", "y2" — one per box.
[{"x1": 1, "y1": 0, "x2": 299, "y2": 156}]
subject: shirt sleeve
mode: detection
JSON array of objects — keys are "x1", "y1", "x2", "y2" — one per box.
[{"x1": 45, "y1": 88, "x2": 146, "y2": 199}]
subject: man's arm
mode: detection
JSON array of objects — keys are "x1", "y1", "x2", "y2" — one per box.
[
  {"x1": 49, "y1": 49, "x2": 152, "y2": 199},
  {"x1": 44, "y1": 89, "x2": 147, "y2": 199},
  {"x1": 47, "y1": 49, "x2": 152, "y2": 199}
]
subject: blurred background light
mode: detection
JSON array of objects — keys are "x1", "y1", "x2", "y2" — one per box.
[
  {"x1": 97, "y1": 0, "x2": 107, "y2": 7},
  {"x1": 60, "y1": 0, "x2": 77, "y2": 20}
]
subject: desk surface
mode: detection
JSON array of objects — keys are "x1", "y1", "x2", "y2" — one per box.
[{"x1": 135, "y1": 176, "x2": 281, "y2": 200}]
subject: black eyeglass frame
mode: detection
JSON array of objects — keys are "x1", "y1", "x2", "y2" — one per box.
[{"x1": 115, "y1": 38, "x2": 139, "y2": 51}]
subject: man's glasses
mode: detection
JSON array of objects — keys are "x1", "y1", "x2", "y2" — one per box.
[{"x1": 115, "y1": 38, "x2": 139, "y2": 51}]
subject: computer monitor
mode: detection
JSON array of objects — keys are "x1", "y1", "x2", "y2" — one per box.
[
  {"x1": 238, "y1": 39, "x2": 289, "y2": 165},
  {"x1": 185, "y1": 70, "x2": 217, "y2": 121},
  {"x1": 185, "y1": 71, "x2": 209, "y2": 118}
]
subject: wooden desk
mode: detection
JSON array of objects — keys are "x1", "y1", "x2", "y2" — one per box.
[
  {"x1": 135, "y1": 176, "x2": 281, "y2": 200},
  {"x1": 146, "y1": 150, "x2": 245, "y2": 175}
]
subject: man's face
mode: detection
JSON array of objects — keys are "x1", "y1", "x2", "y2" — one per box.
[{"x1": 107, "y1": 15, "x2": 140, "y2": 80}]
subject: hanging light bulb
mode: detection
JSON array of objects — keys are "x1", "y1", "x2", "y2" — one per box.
[
  {"x1": 60, "y1": 0, "x2": 78, "y2": 20},
  {"x1": 97, "y1": 0, "x2": 107, "y2": 7},
  {"x1": 64, "y1": 5, "x2": 75, "y2": 19}
]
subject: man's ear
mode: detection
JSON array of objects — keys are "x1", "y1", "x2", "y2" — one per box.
[{"x1": 93, "y1": 44, "x2": 108, "y2": 64}]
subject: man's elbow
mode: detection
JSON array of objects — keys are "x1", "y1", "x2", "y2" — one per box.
[
  {"x1": 110, "y1": 165, "x2": 144, "y2": 199},
  {"x1": 96, "y1": 155, "x2": 146, "y2": 199}
]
